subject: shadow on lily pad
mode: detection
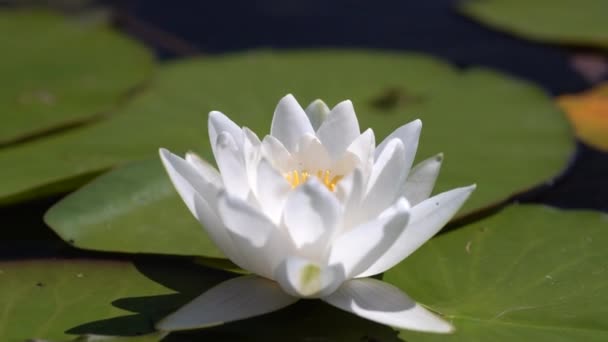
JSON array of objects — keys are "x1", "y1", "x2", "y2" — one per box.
[
  {"x1": 163, "y1": 299, "x2": 401, "y2": 342},
  {"x1": 67, "y1": 257, "x2": 402, "y2": 341},
  {"x1": 67, "y1": 258, "x2": 233, "y2": 337}
]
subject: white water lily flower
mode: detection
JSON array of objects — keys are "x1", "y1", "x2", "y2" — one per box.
[{"x1": 156, "y1": 94, "x2": 475, "y2": 333}]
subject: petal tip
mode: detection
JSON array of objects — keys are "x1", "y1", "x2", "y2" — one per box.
[
  {"x1": 280, "y1": 93, "x2": 297, "y2": 102},
  {"x1": 307, "y1": 98, "x2": 328, "y2": 107},
  {"x1": 159, "y1": 148, "x2": 179, "y2": 163},
  {"x1": 208, "y1": 110, "x2": 225, "y2": 122},
  {"x1": 336, "y1": 99, "x2": 353, "y2": 107},
  {"x1": 435, "y1": 152, "x2": 444, "y2": 162},
  {"x1": 395, "y1": 197, "x2": 411, "y2": 212},
  {"x1": 432, "y1": 318, "x2": 456, "y2": 334}
]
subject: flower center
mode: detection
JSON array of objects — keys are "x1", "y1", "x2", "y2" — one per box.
[{"x1": 284, "y1": 170, "x2": 343, "y2": 192}]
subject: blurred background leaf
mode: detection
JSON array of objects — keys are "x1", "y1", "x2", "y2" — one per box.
[
  {"x1": 460, "y1": 0, "x2": 608, "y2": 49},
  {"x1": 0, "y1": 10, "x2": 154, "y2": 147}
]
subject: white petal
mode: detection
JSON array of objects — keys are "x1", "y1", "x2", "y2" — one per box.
[
  {"x1": 214, "y1": 132, "x2": 249, "y2": 200},
  {"x1": 361, "y1": 139, "x2": 406, "y2": 221},
  {"x1": 335, "y1": 167, "x2": 364, "y2": 205},
  {"x1": 283, "y1": 179, "x2": 341, "y2": 252},
  {"x1": 322, "y1": 278, "x2": 453, "y2": 333},
  {"x1": 304, "y1": 99, "x2": 330, "y2": 130},
  {"x1": 358, "y1": 185, "x2": 476, "y2": 278},
  {"x1": 271, "y1": 94, "x2": 314, "y2": 152},
  {"x1": 256, "y1": 159, "x2": 291, "y2": 224},
  {"x1": 330, "y1": 152, "x2": 360, "y2": 178},
  {"x1": 242, "y1": 128, "x2": 262, "y2": 192},
  {"x1": 330, "y1": 129, "x2": 375, "y2": 178},
  {"x1": 192, "y1": 195, "x2": 247, "y2": 271},
  {"x1": 346, "y1": 128, "x2": 375, "y2": 165},
  {"x1": 375, "y1": 119, "x2": 421, "y2": 178},
  {"x1": 208, "y1": 111, "x2": 243, "y2": 157},
  {"x1": 156, "y1": 275, "x2": 298, "y2": 331},
  {"x1": 404, "y1": 153, "x2": 443, "y2": 205},
  {"x1": 328, "y1": 198, "x2": 410, "y2": 278},
  {"x1": 274, "y1": 256, "x2": 345, "y2": 298},
  {"x1": 217, "y1": 192, "x2": 276, "y2": 247},
  {"x1": 242, "y1": 127, "x2": 261, "y2": 146},
  {"x1": 335, "y1": 167, "x2": 366, "y2": 230},
  {"x1": 261, "y1": 135, "x2": 295, "y2": 172},
  {"x1": 217, "y1": 192, "x2": 290, "y2": 278},
  {"x1": 185, "y1": 151, "x2": 222, "y2": 189},
  {"x1": 296, "y1": 134, "x2": 332, "y2": 172},
  {"x1": 159, "y1": 148, "x2": 220, "y2": 219},
  {"x1": 316, "y1": 100, "x2": 360, "y2": 160}
]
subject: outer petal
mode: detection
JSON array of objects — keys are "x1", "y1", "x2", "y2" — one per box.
[
  {"x1": 217, "y1": 192, "x2": 290, "y2": 278},
  {"x1": 274, "y1": 256, "x2": 345, "y2": 298},
  {"x1": 256, "y1": 159, "x2": 291, "y2": 224},
  {"x1": 217, "y1": 192, "x2": 277, "y2": 248},
  {"x1": 156, "y1": 275, "x2": 298, "y2": 331},
  {"x1": 403, "y1": 153, "x2": 443, "y2": 206},
  {"x1": 357, "y1": 185, "x2": 476, "y2": 278},
  {"x1": 215, "y1": 132, "x2": 249, "y2": 200},
  {"x1": 242, "y1": 127, "x2": 262, "y2": 193},
  {"x1": 283, "y1": 179, "x2": 341, "y2": 254},
  {"x1": 304, "y1": 99, "x2": 330, "y2": 130},
  {"x1": 359, "y1": 139, "x2": 406, "y2": 222},
  {"x1": 159, "y1": 148, "x2": 220, "y2": 219},
  {"x1": 322, "y1": 278, "x2": 453, "y2": 333},
  {"x1": 375, "y1": 119, "x2": 421, "y2": 179},
  {"x1": 185, "y1": 151, "x2": 222, "y2": 190},
  {"x1": 328, "y1": 198, "x2": 410, "y2": 278},
  {"x1": 270, "y1": 94, "x2": 314, "y2": 152},
  {"x1": 192, "y1": 195, "x2": 247, "y2": 272},
  {"x1": 316, "y1": 100, "x2": 360, "y2": 160},
  {"x1": 208, "y1": 111, "x2": 243, "y2": 157}
]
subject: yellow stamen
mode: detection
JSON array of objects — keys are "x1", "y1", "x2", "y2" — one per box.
[{"x1": 284, "y1": 169, "x2": 343, "y2": 192}]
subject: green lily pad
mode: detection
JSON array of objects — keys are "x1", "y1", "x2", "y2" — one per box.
[
  {"x1": 0, "y1": 258, "x2": 404, "y2": 341},
  {"x1": 386, "y1": 205, "x2": 608, "y2": 341},
  {"x1": 460, "y1": 0, "x2": 608, "y2": 49},
  {"x1": 42, "y1": 51, "x2": 572, "y2": 256},
  {"x1": 0, "y1": 10, "x2": 153, "y2": 146},
  {"x1": 45, "y1": 159, "x2": 223, "y2": 257},
  {"x1": 0, "y1": 258, "x2": 230, "y2": 342}
]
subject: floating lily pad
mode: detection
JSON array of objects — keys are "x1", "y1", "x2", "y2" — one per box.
[
  {"x1": 0, "y1": 258, "x2": 403, "y2": 342},
  {"x1": 0, "y1": 10, "x2": 153, "y2": 146},
  {"x1": 0, "y1": 258, "x2": 229, "y2": 342},
  {"x1": 45, "y1": 159, "x2": 223, "y2": 257},
  {"x1": 386, "y1": 205, "x2": 608, "y2": 341},
  {"x1": 42, "y1": 51, "x2": 572, "y2": 256},
  {"x1": 460, "y1": 0, "x2": 608, "y2": 49}
]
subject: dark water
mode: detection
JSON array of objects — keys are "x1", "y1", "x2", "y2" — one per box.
[{"x1": 117, "y1": 0, "x2": 590, "y2": 95}]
